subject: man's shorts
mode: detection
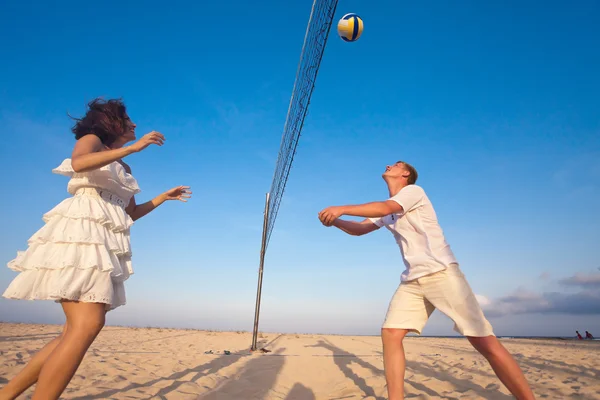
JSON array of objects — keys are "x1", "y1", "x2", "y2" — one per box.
[{"x1": 382, "y1": 264, "x2": 494, "y2": 337}]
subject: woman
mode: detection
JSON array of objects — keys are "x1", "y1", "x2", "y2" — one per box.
[{"x1": 0, "y1": 98, "x2": 191, "y2": 399}]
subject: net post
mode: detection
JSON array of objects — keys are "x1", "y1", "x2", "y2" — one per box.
[{"x1": 251, "y1": 192, "x2": 271, "y2": 351}]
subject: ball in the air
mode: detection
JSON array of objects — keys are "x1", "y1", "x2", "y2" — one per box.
[{"x1": 337, "y1": 13, "x2": 363, "y2": 42}]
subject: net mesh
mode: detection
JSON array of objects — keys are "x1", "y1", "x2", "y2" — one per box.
[{"x1": 265, "y1": 0, "x2": 339, "y2": 247}]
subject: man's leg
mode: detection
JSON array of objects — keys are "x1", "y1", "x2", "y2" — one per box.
[
  {"x1": 381, "y1": 328, "x2": 409, "y2": 400},
  {"x1": 380, "y1": 281, "x2": 433, "y2": 400},
  {"x1": 421, "y1": 265, "x2": 535, "y2": 399},
  {"x1": 468, "y1": 336, "x2": 535, "y2": 400}
]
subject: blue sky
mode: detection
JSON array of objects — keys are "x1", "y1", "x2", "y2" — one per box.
[{"x1": 0, "y1": 0, "x2": 598, "y2": 337}]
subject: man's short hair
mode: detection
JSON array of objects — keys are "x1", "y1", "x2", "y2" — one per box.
[{"x1": 398, "y1": 161, "x2": 418, "y2": 185}]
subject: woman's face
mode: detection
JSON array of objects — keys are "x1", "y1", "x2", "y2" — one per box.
[
  {"x1": 112, "y1": 113, "x2": 137, "y2": 148},
  {"x1": 123, "y1": 115, "x2": 137, "y2": 142}
]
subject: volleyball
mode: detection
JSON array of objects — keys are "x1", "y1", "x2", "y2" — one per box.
[{"x1": 337, "y1": 13, "x2": 364, "y2": 42}]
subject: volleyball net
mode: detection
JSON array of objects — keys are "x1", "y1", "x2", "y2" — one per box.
[
  {"x1": 264, "y1": 0, "x2": 339, "y2": 248},
  {"x1": 251, "y1": 0, "x2": 339, "y2": 350}
]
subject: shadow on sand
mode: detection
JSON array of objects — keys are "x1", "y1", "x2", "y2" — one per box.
[{"x1": 306, "y1": 339, "x2": 386, "y2": 400}]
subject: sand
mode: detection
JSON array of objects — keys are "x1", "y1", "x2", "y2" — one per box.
[{"x1": 1, "y1": 323, "x2": 599, "y2": 399}]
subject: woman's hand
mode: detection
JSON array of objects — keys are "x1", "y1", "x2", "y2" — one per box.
[
  {"x1": 129, "y1": 131, "x2": 165, "y2": 153},
  {"x1": 127, "y1": 186, "x2": 192, "y2": 221},
  {"x1": 162, "y1": 186, "x2": 192, "y2": 202}
]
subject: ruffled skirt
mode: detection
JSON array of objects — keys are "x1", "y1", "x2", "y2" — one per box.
[{"x1": 3, "y1": 187, "x2": 134, "y2": 311}]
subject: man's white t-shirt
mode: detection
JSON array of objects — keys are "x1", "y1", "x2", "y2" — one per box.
[{"x1": 369, "y1": 184, "x2": 458, "y2": 282}]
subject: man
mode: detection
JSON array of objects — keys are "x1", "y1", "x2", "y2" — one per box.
[
  {"x1": 585, "y1": 331, "x2": 594, "y2": 339},
  {"x1": 318, "y1": 161, "x2": 535, "y2": 400}
]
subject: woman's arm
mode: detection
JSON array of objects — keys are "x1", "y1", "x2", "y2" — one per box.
[
  {"x1": 125, "y1": 194, "x2": 165, "y2": 221},
  {"x1": 122, "y1": 162, "x2": 191, "y2": 221},
  {"x1": 125, "y1": 187, "x2": 191, "y2": 221},
  {"x1": 71, "y1": 132, "x2": 165, "y2": 173}
]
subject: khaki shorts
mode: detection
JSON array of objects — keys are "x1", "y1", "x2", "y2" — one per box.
[{"x1": 382, "y1": 264, "x2": 494, "y2": 337}]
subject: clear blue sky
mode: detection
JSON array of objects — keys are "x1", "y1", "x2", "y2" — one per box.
[{"x1": 0, "y1": 0, "x2": 598, "y2": 337}]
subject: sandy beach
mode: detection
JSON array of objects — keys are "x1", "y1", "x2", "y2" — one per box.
[{"x1": 1, "y1": 323, "x2": 598, "y2": 399}]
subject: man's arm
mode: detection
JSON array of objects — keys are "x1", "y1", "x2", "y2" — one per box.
[
  {"x1": 319, "y1": 200, "x2": 403, "y2": 226},
  {"x1": 332, "y1": 218, "x2": 380, "y2": 236},
  {"x1": 340, "y1": 201, "x2": 403, "y2": 218}
]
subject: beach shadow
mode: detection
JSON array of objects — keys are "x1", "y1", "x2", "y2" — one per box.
[
  {"x1": 200, "y1": 348, "x2": 287, "y2": 399},
  {"x1": 513, "y1": 354, "x2": 600, "y2": 380},
  {"x1": 255, "y1": 333, "x2": 284, "y2": 350},
  {"x1": 306, "y1": 339, "x2": 385, "y2": 400},
  {"x1": 404, "y1": 359, "x2": 512, "y2": 399},
  {"x1": 403, "y1": 379, "x2": 444, "y2": 399},
  {"x1": 68, "y1": 333, "x2": 289, "y2": 399},
  {"x1": 284, "y1": 383, "x2": 315, "y2": 400},
  {"x1": 0, "y1": 328, "x2": 134, "y2": 343},
  {"x1": 418, "y1": 341, "x2": 600, "y2": 382},
  {"x1": 419, "y1": 353, "x2": 496, "y2": 379},
  {"x1": 362, "y1": 350, "x2": 446, "y2": 399},
  {"x1": 126, "y1": 332, "x2": 202, "y2": 345},
  {"x1": 420, "y1": 342, "x2": 478, "y2": 355},
  {"x1": 0, "y1": 333, "x2": 61, "y2": 343},
  {"x1": 71, "y1": 352, "x2": 249, "y2": 399},
  {"x1": 497, "y1": 339, "x2": 600, "y2": 350}
]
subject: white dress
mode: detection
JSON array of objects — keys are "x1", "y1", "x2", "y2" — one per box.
[{"x1": 2, "y1": 159, "x2": 141, "y2": 310}]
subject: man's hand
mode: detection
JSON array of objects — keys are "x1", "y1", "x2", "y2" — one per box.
[{"x1": 318, "y1": 206, "x2": 346, "y2": 226}]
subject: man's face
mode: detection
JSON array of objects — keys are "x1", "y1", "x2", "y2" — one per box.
[{"x1": 383, "y1": 161, "x2": 409, "y2": 180}]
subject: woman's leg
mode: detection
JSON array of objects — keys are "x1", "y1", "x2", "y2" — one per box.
[
  {"x1": 31, "y1": 301, "x2": 106, "y2": 400},
  {"x1": 0, "y1": 324, "x2": 68, "y2": 400}
]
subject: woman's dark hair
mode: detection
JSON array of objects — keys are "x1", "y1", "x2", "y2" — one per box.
[{"x1": 69, "y1": 98, "x2": 132, "y2": 146}]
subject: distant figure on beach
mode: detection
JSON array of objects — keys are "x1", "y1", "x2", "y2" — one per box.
[
  {"x1": 577, "y1": 331, "x2": 584, "y2": 340},
  {"x1": 1, "y1": 98, "x2": 191, "y2": 400},
  {"x1": 318, "y1": 161, "x2": 535, "y2": 400},
  {"x1": 586, "y1": 331, "x2": 594, "y2": 339}
]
